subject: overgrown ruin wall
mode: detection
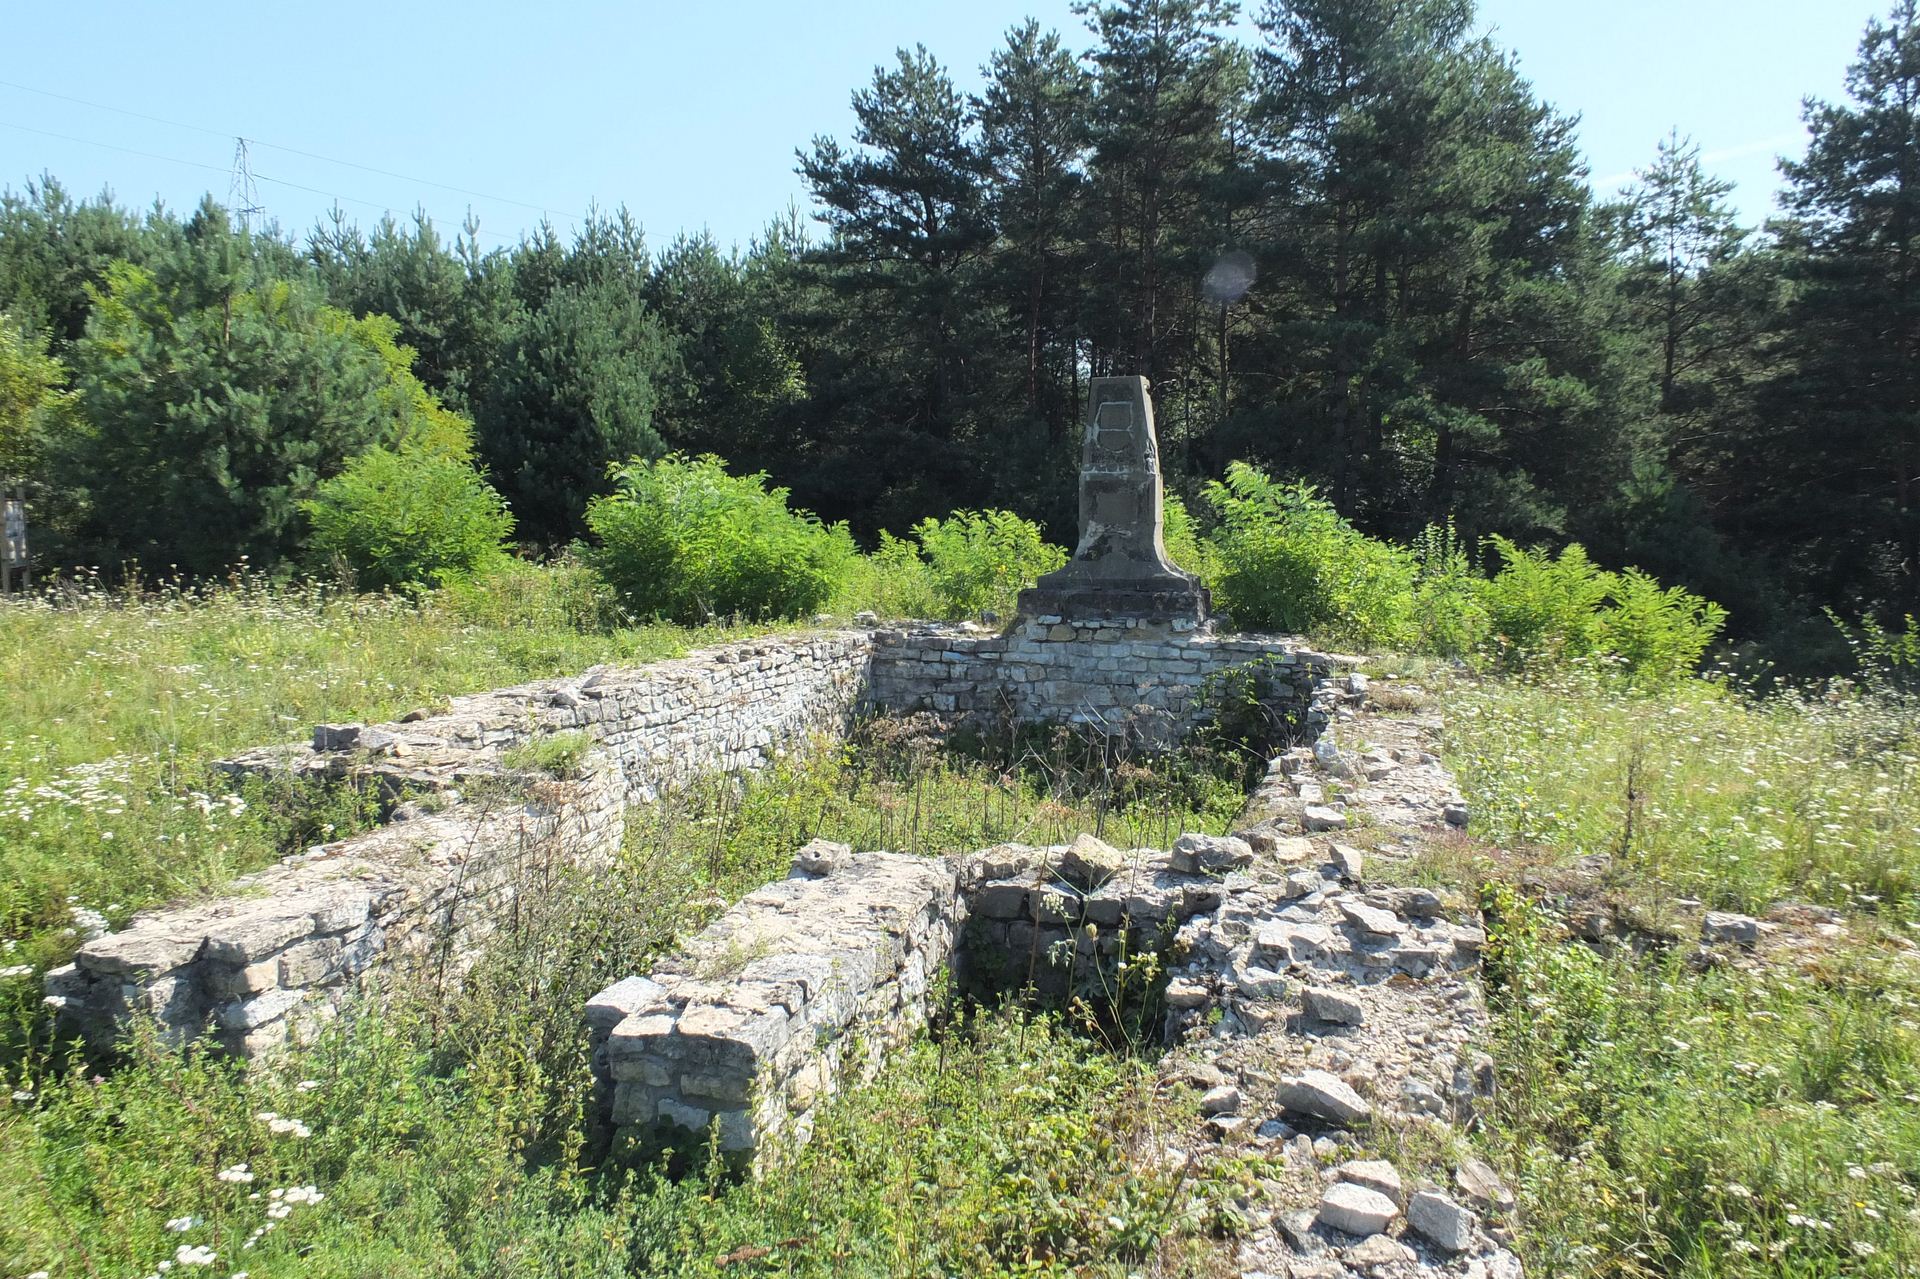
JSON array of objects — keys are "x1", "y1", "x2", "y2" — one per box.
[
  {"x1": 865, "y1": 618, "x2": 1331, "y2": 744},
  {"x1": 47, "y1": 626, "x2": 1327, "y2": 1059},
  {"x1": 47, "y1": 633, "x2": 875, "y2": 1055}
]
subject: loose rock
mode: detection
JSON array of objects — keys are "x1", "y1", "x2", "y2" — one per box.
[
  {"x1": 1316, "y1": 1182, "x2": 1399, "y2": 1236},
  {"x1": 1170, "y1": 832, "x2": 1255, "y2": 875},
  {"x1": 1303, "y1": 805, "x2": 1349, "y2": 832},
  {"x1": 1058, "y1": 832, "x2": 1129, "y2": 890},
  {"x1": 1276, "y1": 1069, "x2": 1372, "y2": 1124},
  {"x1": 1201, "y1": 1084, "x2": 1242, "y2": 1115},
  {"x1": 1408, "y1": 1189, "x2": 1477, "y2": 1253},
  {"x1": 1304, "y1": 985, "x2": 1366, "y2": 1026},
  {"x1": 1337, "y1": 1158, "x2": 1404, "y2": 1206},
  {"x1": 1701, "y1": 910, "x2": 1760, "y2": 946}
]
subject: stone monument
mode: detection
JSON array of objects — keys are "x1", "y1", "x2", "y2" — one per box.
[{"x1": 1016, "y1": 375, "x2": 1209, "y2": 626}]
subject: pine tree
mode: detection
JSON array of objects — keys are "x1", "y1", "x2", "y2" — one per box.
[
  {"x1": 1754, "y1": 0, "x2": 1920, "y2": 615},
  {"x1": 795, "y1": 46, "x2": 996, "y2": 530}
]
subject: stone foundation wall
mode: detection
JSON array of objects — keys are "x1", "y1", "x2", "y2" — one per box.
[
  {"x1": 49, "y1": 633, "x2": 877, "y2": 1057},
  {"x1": 587, "y1": 835, "x2": 1241, "y2": 1160},
  {"x1": 590, "y1": 843, "x2": 962, "y2": 1157},
  {"x1": 47, "y1": 755, "x2": 627, "y2": 1055},
  {"x1": 47, "y1": 623, "x2": 1333, "y2": 1062},
  {"x1": 866, "y1": 618, "x2": 1332, "y2": 745}
]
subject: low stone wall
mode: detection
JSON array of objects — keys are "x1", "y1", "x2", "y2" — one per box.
[
  {"x1": 590, "y1": 843, "x2": 962, "y2": 1157},
  {"x1": 588, "y1": 834, "x2": 1241, "y2": 1160},
  {"x1": 866, "y1": 618, "x2": 1332, "y2": 746},
  {"x1": 47, "y1": 623, "x2": 1335, "y2": 1061},
  {"x1": 220, "y1": 631, "x2": 875, "y2": 802},
  {"x1": 49, "y1": 633, "x2": 876, "y2": 1057},
  {"x1": 47, "y1": 755, "x2": 626, "y2": 1055}
]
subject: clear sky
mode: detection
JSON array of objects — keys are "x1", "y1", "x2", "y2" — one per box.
[{"x1": 0, "y1": 1, "x2": 1879, "y2": 256}]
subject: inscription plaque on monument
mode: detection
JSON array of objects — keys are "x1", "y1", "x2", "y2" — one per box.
[{"x1": 1016, "y1": 376, "x2": 1209, "y2": 625}]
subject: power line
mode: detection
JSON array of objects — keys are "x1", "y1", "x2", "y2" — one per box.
[
  {"x1": 0, "y1": 118, "x2": 229, "y2": 176},
  {"x1": 0, "y1": 76, "x2": 590, "y2": 224},
  {"x1": 0, "y1": 118, "x2": 523, "y2": 248}
]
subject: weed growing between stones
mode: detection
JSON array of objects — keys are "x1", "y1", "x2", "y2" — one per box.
[{"x1": 499, "y1": 729, "x2": 594, "y2": 780}]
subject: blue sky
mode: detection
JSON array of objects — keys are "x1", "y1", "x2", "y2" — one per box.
[{"x1": 0, "y1": 1, "x2": 1878, "y2": 256}]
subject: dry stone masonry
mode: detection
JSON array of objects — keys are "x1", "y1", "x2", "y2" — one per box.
[
  {"x1": 866, "y1": 625, "x2": 1330, "y2": 743},
  {"x1": 49, "y1": 622, "x2": 1330, "y2": 1058},
  {"x1": 590, "y1": 843, "x2": 962, "y2": 1157},
  {"x1": 587, "y1": 674, "x2": 1531, "y2": 1279},
  {"x1": 47, "y1": 633, "x2": 874, "y2": 1056},
  {"x1": 47, "y1": 754, "x2": 627, "y2": 1055},
  {"x1": 585, "y1": 832, "x2": 1260, "y2": 1160}
]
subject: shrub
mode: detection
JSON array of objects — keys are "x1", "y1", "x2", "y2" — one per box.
[
  {"x1": 431, "y1": 551, "x2": 628, "y2": 633},
  {"x1": 1478, "y1": 535, "x2": 1618, "y2": 668},
  {"x1": 1828, "y1": 609, "x2": 1920, "y2": 695},
  {"x1": 302, "y1": 445, "x2": 514, "y2": 592},
  {"x1": 1162, "y1": 492, "x2": 1212, "y2": 584},
  {"x1": 1602, "y1": 569, "x2": 1728, "y2": 683},
  {"x1": 833, "y1": 529, "x2": 939, "y2": 620},
  {"x1": 585, "y1": 453, "x2": 854, "y2": 623},
  {"x1": 1410, "y1": 520, "x2": 1491, "y2": 659},
  {"x1": 1200, "y1": 462, "x2": 1416, "y2": 646},
  {"x1": 910, "y1": 508, "x2": 1067, "y2": 620}
]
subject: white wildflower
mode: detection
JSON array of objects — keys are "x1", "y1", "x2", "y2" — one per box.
[
  {"x1": 175, "y1": 1243, "x2": 218, "y2": 1265},
  {"x1": 217, "y1": 1163, "x2": 254, "y2": 1184},
  {"x1": 166, "y1": 1214, "x2": 198, "y2": 1231},
  {"x1": 0, "y1": 964, "x2": 33, "y2": 979}
]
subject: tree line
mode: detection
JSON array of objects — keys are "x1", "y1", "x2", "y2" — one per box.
[{"x1": 2, "y1": 0, "x2": 1917, "y2": 668}]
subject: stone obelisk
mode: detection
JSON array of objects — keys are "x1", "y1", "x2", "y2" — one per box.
[{"x1": 1015, "y1": 376, "x2": 1209, "y2": 627}]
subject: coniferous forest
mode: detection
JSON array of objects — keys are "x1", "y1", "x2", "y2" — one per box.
[{"x1": 3, "y1": 0, "x2": 1919, "y2": 669}]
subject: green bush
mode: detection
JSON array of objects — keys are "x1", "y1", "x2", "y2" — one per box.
[
  {"x1": 1602, "y1": 568, "x2": 1728, "y2": 683},
  {"x1": 431, "y1": 551, "x2": 628, "y2": 633},
  {"x1": 832, "y1": 529, "x2": 939, "y2": 620},
  {"x1": 1829, "y1": 609, "x2": 1920, "y2": 695},
  {"x1": 302, "y1": 445, "x2": 514, "y2": 592},
  {"x1": 1410, "y1": 520, "x2": 1491, "y2": 659},
  {"x1": 1480, "y1": 537, "x2": 1724, "y2": 681},
  {"x1": 909, "y1": 508, "x2": 1066, "y2": 621},
  {"x1": 1162, "y1": 491, "x2": 1212, "y2": 584},
  {"x1": 1200, "y1": 462, "x2": 1416, "y2": 646},
  {"x1": 585, "y1": 453, "x2": 854, "y2": 623},
  {"x1": 1479, "y1": 535, "x2": 1618, "y2": 667}
]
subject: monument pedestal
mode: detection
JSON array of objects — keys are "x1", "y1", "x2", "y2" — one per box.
[
  {"x1": 1015, "y1": 575, "x2": 1210, "y2": 627},
  {"x1": 1014, "y1": 374, "x2": 1209, "y2": 630}
]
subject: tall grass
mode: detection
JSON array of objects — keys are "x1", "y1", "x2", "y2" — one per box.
[
  {"x1": 0, "y1": 726, "x2": 1250, "y2": 1278},
  {"x1": 1444, "y1": 664, "x2": 1920, "y2": 915},
  {"x1": 1440, "y1": 668, "x2": 1920, "y2": 1276}
]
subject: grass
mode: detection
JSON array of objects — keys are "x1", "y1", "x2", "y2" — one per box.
[
  {"x1": 628, "y1": 717, "x2": 1247, "y2": 877},
  {"x1": 0, "y1": 708, "x2": 1257, "y2": 1278},
  {"x1": 1432, "y1": 663, "x2": 1920, "y2": 1277},
  {"x1": 1443, "y1": 663, "x2": 1919, "y2": 916},
  {"x1": 500, "y1": 730, "x2": 595, "y2": 780},
  {"x1": 0, "y1": 566, "x2": 786, "y2": 1045}
]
